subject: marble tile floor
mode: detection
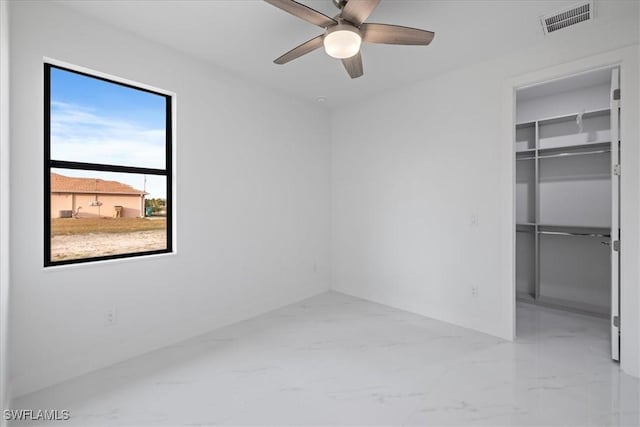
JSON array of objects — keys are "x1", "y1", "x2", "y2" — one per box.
[{"x1": 12, "y1": 291, "x2": 640, "y2": 426}]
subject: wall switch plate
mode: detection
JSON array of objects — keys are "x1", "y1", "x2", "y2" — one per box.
[
  {"x1": 470, "y1": 214, "x2": 479, "y2": 226},
  {"x1": 104, "y1": 307, "x2": 117, "y2": 326}
]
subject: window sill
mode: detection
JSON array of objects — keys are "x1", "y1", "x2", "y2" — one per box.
[{"x1": 43, "y1": 250, "x2": 177, "y2": 272}]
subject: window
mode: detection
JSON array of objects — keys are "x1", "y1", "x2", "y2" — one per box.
[{"x1": 44, "y1": 63, "x2": 173, "y2": 266}]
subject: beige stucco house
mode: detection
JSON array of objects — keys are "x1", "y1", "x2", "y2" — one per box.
[{"x1": 50, "y1": 173, "x2": 147, "y2": 218}]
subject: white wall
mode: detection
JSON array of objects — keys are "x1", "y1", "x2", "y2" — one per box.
[
  {"x1": 637, "y1": 0, "x2": 640, "y2": 380},
  {"x1": 9, "y1": 1, "x2": 330, "y2": 396},
  {"x1": 330, "y1": 13, "x2": 640, "y2": 377},
  {"x1": 0, "y1": 0, "x2": 11, "y2": 419},
  {"x1": 331, "y1": 60, "x2": 514, "y2": 338},
  {"x1": 516, "y1": 83, "x2": 610, "y2": 123}
]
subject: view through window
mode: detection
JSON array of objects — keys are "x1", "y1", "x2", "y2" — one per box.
[{"x1": 45, "y1": 64, "x2": 172, "y2": 266}]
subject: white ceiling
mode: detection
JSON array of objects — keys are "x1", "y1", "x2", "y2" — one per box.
[{"x1": 56, "y1": 0, "x2": 637, "y2": 107}]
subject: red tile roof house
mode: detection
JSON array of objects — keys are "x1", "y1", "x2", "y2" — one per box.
[{"x1": 50, "y1": 173, "x2": 147, "y2": 218}]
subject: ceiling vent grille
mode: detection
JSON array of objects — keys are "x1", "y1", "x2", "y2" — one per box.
[{"x1": 541, "y1": 1, "x2": 594, "y2": 35}]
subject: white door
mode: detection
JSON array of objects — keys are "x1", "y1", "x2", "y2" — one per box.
[{"x1": 610, "y1": 67, "x2": 620, "y2": 361}]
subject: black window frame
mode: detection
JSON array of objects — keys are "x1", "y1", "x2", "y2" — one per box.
[{"x1": 44, "y1": 63, "x2": 173, "y2": 267}]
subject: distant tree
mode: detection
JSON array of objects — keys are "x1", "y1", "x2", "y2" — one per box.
[{"x1": 145, "y1": 198, "x2": 166, "y2": 214}]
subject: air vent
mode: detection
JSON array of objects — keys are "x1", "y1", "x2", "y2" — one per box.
[{"x1": 541, "y1": 1, "x2": 594, "y2": 35}]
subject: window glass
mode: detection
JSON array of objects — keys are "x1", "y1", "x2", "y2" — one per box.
[
  {"x1": 50, "y1": 67, "x2": 166, "y2": 169},
  {"x1": 45, "y1": 64, "x2": 172, "y2": 266}
]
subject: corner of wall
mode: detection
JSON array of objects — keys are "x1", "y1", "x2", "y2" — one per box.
[
  {"x1": 637, "y1": 0, "x2": 640, "y2": 380},
  {"x1": 0, "y1": 0, "x2": 11, "y2": 422},
  {"x1": 636, "y1": 5, "x2": 640, "y2": 380}
]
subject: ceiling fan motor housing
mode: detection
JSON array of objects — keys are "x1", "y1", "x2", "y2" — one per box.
[{"x1": 332, "y1": 0, "x2": 348, "y2": 10}]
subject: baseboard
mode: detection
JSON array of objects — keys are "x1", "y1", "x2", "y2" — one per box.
[
  {"x1": 330, "y1": 287, "x2": 511, "y2": 341},
  {"x1": 13, "y1": 286, "x2": 329, "y2": 398}
]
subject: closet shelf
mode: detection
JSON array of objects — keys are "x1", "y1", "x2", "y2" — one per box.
[
  {"x1": 515, "y1": 121, "x2": 536, "y2": 129},
  {"x1": 516, "y1": 142, "x2": 611, "y2": 161},
  {"x1": 538, "y1": 225, "x2": 611, "y2": 238},
  {"x1": 515, "y1": 141, "x2": 611, "y2": 156},
  {"x1": 538, "y1": 230, "x2": 610, "y2": 238},
  {"x1": 515, "y1": 108, "x2": 610, "y2": 127},
  {"x1": 538, "y1": 223, "x2": 610, "y2": 229},
  {"x1": 538, "y1": 148, "x2": 610, "y2": 160},
  {"x1": 516, "y1": 223, "x2": 610, "y2": 232},
  {"x1": 537, "y1": 141, "x2": 610, "y2": 155},
  {"x1": 537, "y1": 108, "x2": 610, "y2": 126}
]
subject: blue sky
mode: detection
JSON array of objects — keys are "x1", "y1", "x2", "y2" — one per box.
[{"x1": 50, "y1": 67, "x2": 168, "y2": 198}]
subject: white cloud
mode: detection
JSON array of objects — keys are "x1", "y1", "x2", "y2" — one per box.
[{"x1": 50, "y1": 101, "x2": 166, "y2": 169}]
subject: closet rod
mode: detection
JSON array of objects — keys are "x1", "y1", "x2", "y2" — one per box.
[
  {"x1": 538, "y1": 149, "x2": 610, "y2": 160},
  {"x1": 538, "y1": 230, "x2": 610, "y2": 238}
]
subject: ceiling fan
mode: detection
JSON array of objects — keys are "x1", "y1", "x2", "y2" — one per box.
[{"x1": 264, "y1": 0, "x2": 435, "y2": 79}]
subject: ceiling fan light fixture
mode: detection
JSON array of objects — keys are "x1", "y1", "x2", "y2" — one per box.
[
  {"x1": 265, "y1": 0, "x2": 434, "y2": 79},
  {"x1": 323, "y1": 25, "x2": 362, "y2": 59}
]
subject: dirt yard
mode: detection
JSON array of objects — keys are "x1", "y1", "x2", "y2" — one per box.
[
  {"x1": 52, "y1": 217, "x2": 166, "y2": 235},
  {"x1": 51, "y1": 229, "x2": 167, "y2": 261}
]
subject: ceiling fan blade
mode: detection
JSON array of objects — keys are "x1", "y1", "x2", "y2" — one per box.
[
  {"x1": 274, "y1": 35, "x2": 324, "y2": 64},
  {"x1": 361, "y1": 23, "x2": 435, "y2": 45},
  {"x1": 340, "y1": 0, "x2": 380, "y2": 26},
  {"x1": 341, "y1": 52, "x2": 363, "y2": 79},
  {"x1": 264, "y1": 0, "x2": 337, "y2": 28}
]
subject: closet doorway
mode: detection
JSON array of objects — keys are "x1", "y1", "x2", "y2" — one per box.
[{"x1": 514, "y1": 66, "x2": 621, "y2": 361}]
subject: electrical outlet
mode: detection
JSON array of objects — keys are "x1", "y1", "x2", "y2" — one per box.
[
  {"x1": 471, "y1": 285, "x2": 479, "y2": 297},
  {"x1": 104, "y1": 307, "x2": 117, "y2": 326}
]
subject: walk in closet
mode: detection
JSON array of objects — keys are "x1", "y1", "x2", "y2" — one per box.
[{"x1": 515, "y1": 67, "x2": 620, "y2": 359}]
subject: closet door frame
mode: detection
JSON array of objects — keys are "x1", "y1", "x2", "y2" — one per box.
[
  {"x1": 610, "y1": 67, "x2": 620, "y2": 361},
  {"x1": 513, "y1": 68, "x2": 620, "y2": 358},
  {"x1": 503, "y1": 58, "x2": 628, "y2": 360}
]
